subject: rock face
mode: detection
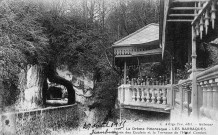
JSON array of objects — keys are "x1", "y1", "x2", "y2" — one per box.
[
  {"x1": 56, "y1": 67, "x2": 111, "y2": 125},
  {"x1": 56, "y1": 67, "x2": 94, "y2": 104},
  {"x1": 16, "y1": 65, "x2": 44, "y2": 111}
]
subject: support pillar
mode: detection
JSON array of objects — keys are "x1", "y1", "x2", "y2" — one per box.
[
  {"x1": 170, "y1": 57, "x2": 174, "y2": 85},
  {"x1": 170, "y1": 57, "x2": 174, "y2": 106},
  {"x1": 180, "y1": 84, "x2": 183, "y2": 115},
  {"x1": 191, "y1": 26, "x2": 198, "y2": 118},
  {"x1": 124, "y1": 60, "x2": 127, "y2": 84}
]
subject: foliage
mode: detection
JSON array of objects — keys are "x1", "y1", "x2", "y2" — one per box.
[
  {"x1": 106, "y1": 0, "x2": 159, "y2": 38},
  {"x1": 0, "y1": 0, "x2": 160, "y2": 108},
  {"x1": 204, "y1": 43, "x2": 218, "y2": 67},
  {"x1": 91, "y1": 69, "x2": 119, "y2": 108},
  {"x1": 0, "y1": 0, "x2": 50, "y2": 105},
  {"x1": 38, "y1": 8, "x2": 119, "y2": 107},
  {"x1": 175, "y1": 63, "x2": 192, "y2": 82}
]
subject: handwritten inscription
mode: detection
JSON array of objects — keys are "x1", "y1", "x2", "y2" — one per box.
[
  {"x1": 83, "y1": 120, "x2": 126, "y2": 130},
  {"x1": 82, "y1": 121, "x2": 214, "y2": 135}
]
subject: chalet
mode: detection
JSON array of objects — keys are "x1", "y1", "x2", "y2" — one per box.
[
  {"x1": 113, "y1": 23, "x2": 173, "y2": 113},
  {"x1": 115, "y1": 0, "x2": 218, "y2": 123}
]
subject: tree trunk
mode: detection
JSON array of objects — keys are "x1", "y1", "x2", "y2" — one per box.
[
  {"x1": 0, "y1": 78, "x2": 4, "y2": 112},
  {"x1": 45, "y1": 63, "x2": 75, "y2": 104},
  {"x1": 42, "y1": 79, "x2": 48, "y2": 105}
]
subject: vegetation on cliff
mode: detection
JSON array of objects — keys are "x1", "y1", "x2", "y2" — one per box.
[{"x1": 0, "y1": 0, "x2": 160, "y2": 108}]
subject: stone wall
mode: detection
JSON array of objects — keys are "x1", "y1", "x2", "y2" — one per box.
[
  {"x1": 0, "y1": 104, "x2": 79, "y2": 135},
  {"x1": 119, "y1": 108, "x2": 170, "y2": 122}
]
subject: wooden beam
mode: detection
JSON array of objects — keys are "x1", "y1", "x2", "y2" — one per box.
[
  {"x1": 161, "y1": 0, "x2": 170, "y2": 58},
  {"x1": 191, "y1": 26, "x2": 198, "y2": 118},
  {"x1": 169, "y1": 14, "x2": 198, "y2": 17},
  {"x1": 171, "y1": 7, "x2": 203, "y2": 10},
  {"x1": 170, "y1": 57, "x2": 174, "y2": 85},
  {"x1": 167, "y1": 19, "x2": 193, "y2": 22},
  {"x1": 173, "y1": 0, "x2": 209, "y2": 2},
  {"x1": 192, "y1": 1, "x2": 212, "y2": 25}
]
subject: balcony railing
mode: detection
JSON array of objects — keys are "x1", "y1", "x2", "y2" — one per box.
[
  {"x1": 171, "y1": 65, "x2": 218, "y2": 121},
  {"x1": 118, "y1": 82, "x2": 172, "y2": 113},
  {"x1": 172, "y1": 79, "x2": 192, "y2": 119},
  {"x1": 197, "y1": 65, "x2": 218, "y2": 121}
]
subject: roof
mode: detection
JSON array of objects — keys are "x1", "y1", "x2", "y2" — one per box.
[{"x1": 113, "y1": 23, "x2": 159, "y2": 47}]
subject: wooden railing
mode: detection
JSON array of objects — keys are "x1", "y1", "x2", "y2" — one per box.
[
  {"x1": 0, "y1": 104, "x2": 78, "y2": 135},
  {"x1": 118, "y1": 83, "x2": 172, "y2": 113},
  {"x1": 192, "y1": 0, "x2": 216, "y2": 39},
  {"x1": 197, "y1": 65, "x2": 218, "y2": 121}
]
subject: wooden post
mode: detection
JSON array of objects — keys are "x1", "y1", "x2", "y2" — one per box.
[
  {"x1": 170, "y1": 57, "x2": 174, "y2": 85},
  {"x1": 180, "y1": 84, "x2": 183, "y2": 115},
  {"x1": 170, "y1": 57, "x2": 174, "y2": 106},
  {"x1": 191, "y1": 26, "x2": 198, "y2": 118},
  {"x1": 124, "y1": 60, "x2": 127, "y2": 84}
]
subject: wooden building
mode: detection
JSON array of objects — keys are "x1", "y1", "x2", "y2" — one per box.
[
  {"x1": 113, "y1": 23, "x2": 172, "y2": 113},
  {"x1": 116, "y1": 0, "x2": 218, "y2": 123},
  {"x1": 161, "y1": 0, "x2": 218, "y2": 121}
]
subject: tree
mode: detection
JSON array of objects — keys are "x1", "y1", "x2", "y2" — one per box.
[
  {"x1": 106, "y1": 0, "x2": 160, "y2": 39},
  {"x1": 0, "y1": 0, "x2": 50, "y2": 106}
]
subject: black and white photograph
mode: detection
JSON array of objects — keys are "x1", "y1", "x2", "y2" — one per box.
[{"x1": 0, "y1": 0, "x2": 218, "y2": 134}]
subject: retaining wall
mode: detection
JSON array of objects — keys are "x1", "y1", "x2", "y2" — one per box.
[{"x1": 0, "y1": 104, "x2": 78, "y2": 135}]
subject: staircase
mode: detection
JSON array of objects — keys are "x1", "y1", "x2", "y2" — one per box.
[{"x1": 167, "y1": 0, "x2": 210, "y2": 23}]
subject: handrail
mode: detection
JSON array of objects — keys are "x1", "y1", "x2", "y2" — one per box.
[
  {"x1": 192, "y1": 0, "x2": 213, "y2": 25},
  {"x1": 197, "y1": 65, "x2": 218, "y2": 82},
  {"x1": 174, "y1": 78, "x2": 192, "y2": 89},
  {"x1": 178, "y1": 79, "x2": 192, "y2": 85},
  {"x1": 1, "y1": 104, "x2": 77, "y2": 115}
]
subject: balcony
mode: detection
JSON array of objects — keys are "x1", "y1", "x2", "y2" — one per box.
[
  {"x1": 197, "y1": 65, "x2": 218, "y2": 121},
  {"x1": 118, "y1": 80, "x2": 172, "y2": 113},
  {"x1": 171, "y1": 79, "x2": 192, "y2": 120},
  {"x1": 171, "y1": 65, "x2": 218, "y2": 121}
]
